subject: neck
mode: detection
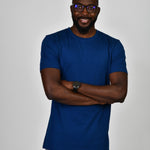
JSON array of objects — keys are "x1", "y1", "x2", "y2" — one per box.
[{"x1": 70, "y1": 25, "x2": 96, "y2": 38}]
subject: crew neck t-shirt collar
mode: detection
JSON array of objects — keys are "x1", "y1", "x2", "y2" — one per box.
[{"x1": 67, "y1": 27, "x2": 99, "y2": 40}]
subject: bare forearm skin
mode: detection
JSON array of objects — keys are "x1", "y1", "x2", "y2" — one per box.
[
  {"x1": 78, "y1": 83, "x2": 126, "y2": 104},
  {"x1": 45, "y1": 82, "x2": 102, "y2": 106},
  {"x1": 77, "y1": 72, "x2": 128, "y2": 104},
  {"x1": 41, "y1": 68, "x2": 127, "y2": 106},
  {"x1": 40, "y1": 68, "x2": 103, "y2": 106},
  {"x1": 60, "y1": 72, "x2": 127, "y2": 105}
]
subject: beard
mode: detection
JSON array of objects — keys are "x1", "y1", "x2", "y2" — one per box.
[{"x1": 72, "y1": 16, "x2": 97, "y2": 34}]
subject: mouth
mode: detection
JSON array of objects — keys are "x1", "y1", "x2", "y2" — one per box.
[
  {"x1": 78, "y1": 18, "x2": 91, "y2": 24},
  {"x1": 80, "y1": 18, "x2": 89, "y2": 23}
]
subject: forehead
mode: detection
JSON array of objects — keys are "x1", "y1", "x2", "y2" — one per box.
[{"x1": 73, "y1": 0, "x2": 98, "y2": 5}]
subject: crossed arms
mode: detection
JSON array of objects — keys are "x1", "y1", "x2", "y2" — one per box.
[{"x1": 40, "y1": 68, "x2": 128, "y2": 105}]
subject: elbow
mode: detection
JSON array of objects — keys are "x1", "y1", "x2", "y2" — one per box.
[
  {"x1": 45, "y1": 92, "x2": 53, "y2": 100},
  {"x1": 118, "y1": 90, "x2": 127, "y2": 103},
  {"x1": 45, "y1": 84, "x2": 60, "y2": 100},
  {"x1": 113, "y1": 87, "x2": 127, "y2": 103},
  {"x1": 119, "y1": 97, "x2": 126, "y2": 103},
  {"x1": 45, "y1": 88, "x2": 54, "y2": 100}
]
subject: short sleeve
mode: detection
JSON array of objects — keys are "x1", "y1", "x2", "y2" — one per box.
[
  {"x1": 109, "y1": 40, "x2": 128, "y2": 74},
  {"x1": 40, "y1": 35, "x2": 61, "y2": 71}
]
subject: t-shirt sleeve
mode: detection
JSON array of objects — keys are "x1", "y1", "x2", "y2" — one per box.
[
  {"x1": 40, "y1": 35, "x2": 61, "y2": 71},
  {"x1": 109, "y1": 40, "x2": 128, "y2": 74}
]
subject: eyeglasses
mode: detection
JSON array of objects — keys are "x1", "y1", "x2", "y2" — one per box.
[{"x1": 72, "y1": 4, "x2": 98, "y2": 13}]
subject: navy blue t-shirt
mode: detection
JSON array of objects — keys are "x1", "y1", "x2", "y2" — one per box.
[{"x1": 40, "y1": 27, "x2": 127, "y2": 150}]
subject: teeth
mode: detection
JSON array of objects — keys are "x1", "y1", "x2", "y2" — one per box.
[{"x1": 80, "y1": 19, "x2": 89, "y2": 23}]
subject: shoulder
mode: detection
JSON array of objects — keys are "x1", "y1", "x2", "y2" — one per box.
[
  {"x1": 41, "y1": 28, "x2": 69, "y2": 48},
  {"x1": 97, "y1": 30, "x2": 126, "y2": 57},
  {"x1": 97, "y1": 30, "x2": 121, "y2": 46},
  {"x1": 45, "y1": 28, "x2": 69, "y2": 41}
]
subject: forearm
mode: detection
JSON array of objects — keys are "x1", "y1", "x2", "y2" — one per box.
[
  {"x1": 46, "y1": 82, "x2": 101, "y2": 106},
  {"x1": 78, "y1": 83, "x2": 126, "y2": 104}
]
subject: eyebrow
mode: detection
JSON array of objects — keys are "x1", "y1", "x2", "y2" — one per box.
[
  {"x1": 73, "y1": 0, "x2": 98, "y2": 5},
  {"x1": 73, "y1": 2, "x2": 96, "y2": 6}
]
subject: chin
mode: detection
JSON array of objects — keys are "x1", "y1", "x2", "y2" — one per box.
[
  {"x1": 78, "y1": 21, "x2": 91, "y2": 29},
  {"x1": 77, "y1": 26, "x2": 91, "y2": 34},
  {"x1": 78, "y1": 24, "x2": 90, "y2": 29},
  {"x1": 72, "y1": 17, "x2": 95, "y2": 34},
  {"x1": 77, "y1": 23, "x2": 93, "y2": 33}
]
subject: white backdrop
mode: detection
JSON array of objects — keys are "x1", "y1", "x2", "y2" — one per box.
[{"x1": 0, "y1": 0, "x2": 150, "y2": 149}]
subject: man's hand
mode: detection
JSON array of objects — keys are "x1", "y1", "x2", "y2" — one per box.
[{"x1": 61, "y1": 80, "x2": 73, "y2": 90}]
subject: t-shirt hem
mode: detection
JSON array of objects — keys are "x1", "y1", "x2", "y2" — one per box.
[
  {"x1": 109, "y1": 70, "x2": 128, "y2": 74},
  {"x1": 40, "y1": 66, "x2": 60, "y2": 72}
]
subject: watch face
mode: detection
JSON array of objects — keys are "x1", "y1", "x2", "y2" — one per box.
[{"x1": 73, "y1": 81, "x2": 80, "y2": 89}]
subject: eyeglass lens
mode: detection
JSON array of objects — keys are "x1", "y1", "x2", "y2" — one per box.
[{"x1": 74, "y1": 4, "x2": 97, "y2": 13}]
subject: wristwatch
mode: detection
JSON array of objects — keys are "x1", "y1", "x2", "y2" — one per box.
[{"x1": 72, "y1": 81, "x2": 81, "y2": 93}]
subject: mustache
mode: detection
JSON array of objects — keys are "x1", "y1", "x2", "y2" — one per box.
[{"x1": 77, "y1": 17, "x2": 92, "y2": 20}]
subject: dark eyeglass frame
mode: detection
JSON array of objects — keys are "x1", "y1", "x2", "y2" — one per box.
[{"x1": 72, "y1": 3, "x2": 98, "y2": 13}]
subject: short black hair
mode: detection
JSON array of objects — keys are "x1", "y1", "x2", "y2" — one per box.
[{"x1": 72, "y1": 0, "x2": 99, "y2": 6}]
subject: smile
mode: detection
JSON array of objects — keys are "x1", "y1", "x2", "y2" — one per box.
[{"x1": 79, "y1": 18, "x2": 90, "y2": 24}]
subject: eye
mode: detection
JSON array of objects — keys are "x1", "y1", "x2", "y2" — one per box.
[
  {"x1": 74, "y1": 4, "x2": 83, "y2": 10},
  {"x1": 88, "y1": 6, "x2": 96, "y2": 10}
]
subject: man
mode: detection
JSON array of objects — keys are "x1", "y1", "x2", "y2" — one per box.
[{"x1": 40, "y1": 0, "x2": 128, "y2": 150}]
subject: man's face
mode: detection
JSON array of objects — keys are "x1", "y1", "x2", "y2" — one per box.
[{"x1": 71, "y1": 0, "x2": 100, "y2": 34}]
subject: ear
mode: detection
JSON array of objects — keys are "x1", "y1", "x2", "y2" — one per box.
[
  {"x1": 70, "y1": 5, "x2": 73, "y2": 13},
  {"x1": 97, "y1": 7, "x2": 100, "y2": 15}
]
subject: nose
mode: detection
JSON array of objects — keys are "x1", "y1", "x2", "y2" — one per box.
[{"x1": 82, "y1": 6, "x2": 88, "y2": 15}]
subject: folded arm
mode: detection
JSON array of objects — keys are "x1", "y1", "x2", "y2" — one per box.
[
  {"x1": 61, "y1": 72, "x2": 128, "y2": 104},
  {"x1": 78, "y1": 72, "x2": 127, "y2": 104},
  {"x1": 40, "y1": 68, "x2": 103, "y2": 106}
]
